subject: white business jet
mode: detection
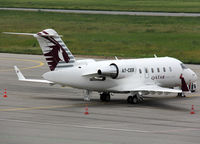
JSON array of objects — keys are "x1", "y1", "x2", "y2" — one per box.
[{"x1": 4, "y1": 29, "x2": 197, "y2": 104}]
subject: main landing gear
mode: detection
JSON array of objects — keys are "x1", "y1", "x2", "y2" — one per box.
[
  {"x1": 100, "y1": 92, "x2": 111, "y2": 102},
  {"x1": 84, "y1": 90, "x2": 111, "y2": 102},
  {"x1": 127, "y1": 93, "x2": 144, "y2": 104}
]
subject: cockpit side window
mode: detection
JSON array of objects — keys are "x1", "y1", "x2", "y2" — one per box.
[{"x1": 180, "y1": 63, "x2": 187, "y2": 69}]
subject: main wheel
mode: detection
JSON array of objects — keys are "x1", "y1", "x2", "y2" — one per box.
[
  {"x1": 100, "y1": 94, "x2": 105, "y2": 101},
  {"x1": 100, "y1": 92, "x2": 110, "y2": 102},
  {"x1": 105, "y1": 94, "x2": 110, "y2": 102},
  {"x1": 127, "y1": 96, "x2": 133, "y2": 104},
  {"x1": 132, "y1": 96, "x2": 138, "y2": 104}
]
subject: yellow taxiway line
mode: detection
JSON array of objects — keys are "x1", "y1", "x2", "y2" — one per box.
[
  {"x1": 0, "y1": 58, "x2": 44, "y2": 72},
  {"x1": 0, "y1": 105, "x2": 76, "y2": 112},
  {"x1": 187, "y1": 94, "x2": 200, "y2": 98},
  {"x1": 0, "y1": 102, "x2": 105, "y2": 112}
]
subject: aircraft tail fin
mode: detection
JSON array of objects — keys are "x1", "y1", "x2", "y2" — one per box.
[
  {"x1": 35, "y1": 29, "x2": 76, "y2": 71},
  {"x1": 4, "y1": 29, "x2": 76, "y2": 71}
]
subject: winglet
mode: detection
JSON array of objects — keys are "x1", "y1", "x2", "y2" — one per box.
[{"x1": 14, "y1": 66, "x2": 25, "y2": 80}]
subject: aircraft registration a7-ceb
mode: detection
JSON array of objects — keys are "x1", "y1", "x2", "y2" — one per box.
[{"x1": 4, "y1": 29, "x2": 198, "y2": 104}]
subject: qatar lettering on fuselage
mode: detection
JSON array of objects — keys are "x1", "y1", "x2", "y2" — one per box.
[{"x1": 151, "y1": 75, "x2": 165, "y2": 80}]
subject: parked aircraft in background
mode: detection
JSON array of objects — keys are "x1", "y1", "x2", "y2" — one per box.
[{"x1": 4, "y1": 29, "x2": 197, "y2": 104}]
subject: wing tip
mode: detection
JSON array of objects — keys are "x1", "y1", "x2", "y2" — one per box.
[{"x1": 14, "y1": 66, "x2": 25, "y2": 80}]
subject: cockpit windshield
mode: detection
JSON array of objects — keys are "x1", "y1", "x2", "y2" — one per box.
[{"x1": 180, "y1": 63, "x2": 187, "y2": 69}]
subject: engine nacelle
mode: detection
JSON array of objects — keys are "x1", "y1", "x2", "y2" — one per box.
[
  {"x1": 97, "y1": 63, "x2": 118, "y2": 79},
  {"x1": 97, "y1": 62, "x2": 134, "y2": 79}
]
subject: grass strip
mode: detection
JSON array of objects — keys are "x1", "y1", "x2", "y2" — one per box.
[
  {"x1": 0, "y1": 10, "x2": 200, "y2": 63},
  {"x1": 0, "y1": 0, "x2": 200, "y2": 13}
]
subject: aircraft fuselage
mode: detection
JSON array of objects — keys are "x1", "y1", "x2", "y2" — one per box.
[{"x1": 43, "y1": 57, "x2": 197, "y2": 93}]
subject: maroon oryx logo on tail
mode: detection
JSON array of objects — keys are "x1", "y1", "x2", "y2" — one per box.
[{"x1": 38, "y1": 31, "x2": 70, "y2": 71}]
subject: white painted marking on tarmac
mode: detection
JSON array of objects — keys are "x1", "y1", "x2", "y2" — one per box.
[
  {"x1": 0, "y1": 118, "x2": 149, "y2": 133},
  {"x1": 70, "y1": 125, "x2": 150, "y2": 133},
  {"x1": 0, "y1": 118, "x2": 200, "y2": 134},
  {"x1": 153, "y1": 128, "x2": 200, "y2": 133}
]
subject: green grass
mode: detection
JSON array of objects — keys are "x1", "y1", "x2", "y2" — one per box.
[
  {"x1": 0, "y1": 10, "x2": 200, "y2": 63},
  {"x1": 0, "y1": 0, "x2": 200, "y2": 13}
]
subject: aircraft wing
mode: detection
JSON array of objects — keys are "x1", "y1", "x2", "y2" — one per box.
[
  {"x1": 109, "y1": 84, "x2": 182, "y2": 93},
  {"x1": 82, "y1": 72, "x2": 98, "y2": 77},
  {"x1": 132, "y1": 85, "x2": 182, "y2": 93},
  {"x1": 14, "y1": 66, "x2": 54, "y2": 84}
]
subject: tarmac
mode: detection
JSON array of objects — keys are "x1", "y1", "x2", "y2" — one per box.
[{"x1": 0, "y1": 53, "x2": 200, "y2": 144}]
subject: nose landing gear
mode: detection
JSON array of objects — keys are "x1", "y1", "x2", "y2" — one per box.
[{"x1": 177, "y1": 92, "x2": 186, "y2": 97}]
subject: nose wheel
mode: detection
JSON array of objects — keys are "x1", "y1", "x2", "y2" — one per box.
[{"x1": 177, "y1": 92, "x2": 186, "y2": 97}]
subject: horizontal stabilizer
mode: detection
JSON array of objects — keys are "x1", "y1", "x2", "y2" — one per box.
[
  {"x1": 3, "y1": 32, "x2": 35, "y2": 36},
  {"x1": 3, "y1": 32, "x2": 62, "y2": 37},
  {"x1": 14, "y1": 66, "x2": 53, "y2": 84}
]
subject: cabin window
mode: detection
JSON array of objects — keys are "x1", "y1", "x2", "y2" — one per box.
[
  {"x1": 145, "y1": 68, "x2": 148, "y2": 73},
  {"x1": 169, "y1": 67, "x2": 172, "y2": 72},
  {"x1": 139, "y1": 69, "x2": 142, "y2": 74},
  {"x1": 151, "y1": 68, "x2": 154, "y2": 73},
  {"x1": 157, "y1": 68, "x2": 160, "y2": 73},
  {"x1": 163, "y1": 67, "x2": 166, "y2": 72}
]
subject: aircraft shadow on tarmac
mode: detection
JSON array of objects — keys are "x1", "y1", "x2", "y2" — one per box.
[{"x1": 33, "y1": 96, "x2": 193, "y2": 111}]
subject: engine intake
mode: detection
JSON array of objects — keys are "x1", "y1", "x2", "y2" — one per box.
[{"x1": 97, "y1": 63, "x2": 118, "y2": 79}]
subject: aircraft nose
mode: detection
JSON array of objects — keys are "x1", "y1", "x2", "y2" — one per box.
[
  {"x1": 186, "y1": 69, "x2": 197, "y2": 82},
  {"x1": 190, "y1": 70, "x2": 198, "y2": 82},
  {"x1": 193, "y1": 72, "x2": 198, "y2": 81}
]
